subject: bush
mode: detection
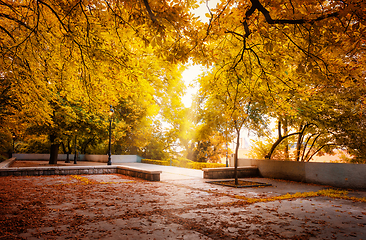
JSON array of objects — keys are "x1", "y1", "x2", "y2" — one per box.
[
  {"x1": 142, "y1": 158, "x2": 226, "y2": 170},
  {"x1": 0, "y1": 155, "x2": 7, "y2": 163},
  {"x1": 188, "y1": 162, "x2": 226, "y2": 170},
  {"x1": 172, "y1": 157, "x2": 192, "y2": 168},
  {"x1": 141, "y1": 159, "x2": 169, "y2": 166}
]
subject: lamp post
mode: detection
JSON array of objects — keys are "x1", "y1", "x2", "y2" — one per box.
[
  {"x1": 11, "y1": 133, "x2": 16, "y2": 158},
  {"x1": 74, "y1": 129, "x2": 78, "y2": 164},
  {"x1": 226, "y1": 141, "x2": 228, "y2": 167},
  {"x1": 107, "y1": 105, "x2": 114, "y2": 165}
]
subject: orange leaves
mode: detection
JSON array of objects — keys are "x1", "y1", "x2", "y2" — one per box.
[{"x1": 1, "y1": 174, "x2": 366, "y2": 239}]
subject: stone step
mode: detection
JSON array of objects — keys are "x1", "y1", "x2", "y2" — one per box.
[{"x1": 202, "y1": 166, "x2": 259, "y2": 179}]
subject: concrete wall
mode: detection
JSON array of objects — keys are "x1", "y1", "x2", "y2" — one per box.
[
  {"x1": 231, "y1": 157, "x2": 366, "y2": 189},
  {"x1": 14, "y1": 153, "x2": 52, "y2": 160},
  {"x1": 13, "y1": 154, "x2": 141, "y2": 163},
  {"x1": 112, "y1": 155, "x2": 142, "y2": 163},
  {"x1": 255, "y1": 160, "x2": 306, "y2": 182},
  {"x1": 83, "y1": 154, "x2": 107, "y2": 162},
  {"x1": 304, "y1": 162, "x2": 365, "y2": 189}
]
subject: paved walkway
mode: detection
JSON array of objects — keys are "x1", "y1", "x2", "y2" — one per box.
[
  {"x1": 114, "y1": 162, "x2": 203, "y2": 181},
  {"x1": 9, "y1": 161, "x2": 203, "y2": 181},
  {"x1": 2, "y1": 161, "x2": 366, "y2": 239}
]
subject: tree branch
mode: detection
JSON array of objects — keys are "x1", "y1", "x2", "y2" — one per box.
[
  {"x1": 307, "y1": 143, "x2": 337, "y2": 162},
  {"x1": 243, "y1": 0, "x2": 340, "y2": 38},
  {"x1": 0, "y1": 13, "x2": 33, "y2": 31},
  {"x1": 0, "y1": 25, "x2": 15, "y2": 42},
  {"x1": 301, "y1": 133, "x2": 320, "y2": 161},
  {"x1": 142, "y1": 0, "x2": 157, "y2": 24},
  {"x1": 37, "y1": 0, "x2": 69, "y2": 33}
]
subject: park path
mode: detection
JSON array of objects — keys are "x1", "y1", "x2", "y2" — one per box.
[{"x1": 113, "y1": 162, "x2": 203, "y2": 181}]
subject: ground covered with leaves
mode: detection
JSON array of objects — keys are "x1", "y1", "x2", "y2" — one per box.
[{"x1": 0, "y1": 174, "x2": 365, "y2": 239}]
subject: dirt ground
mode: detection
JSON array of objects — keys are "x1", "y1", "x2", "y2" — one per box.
[{"x1": 0, "y1": 174, "x2": 365, "y2": 240}]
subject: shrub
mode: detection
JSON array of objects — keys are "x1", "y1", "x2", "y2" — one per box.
[
  {"x1": 172, "y1": 157, "x2": 192, "y2": 168},
  {"x1": 141, "y1": 159, "x2": 169, "y2": 166},
  {"x1": 0, "y1": 155, "x2": 7, "y2": 163},
  {"x1": 188, "y1": 162, "x2": 226, "y2": 170},
  {"x1": 142, "y1": 158, "x2": 226, "y2": 170}
]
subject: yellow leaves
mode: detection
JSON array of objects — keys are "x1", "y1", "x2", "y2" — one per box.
[
  {"x1": 220, "y1": 188, "x2": 366, "y2": 206},
  {"x1": 70, "y1": 175, "x2": 136, "y2": 185},
  {"x1": 71, "y1": 175, "x2": 95, "y2": 185}
]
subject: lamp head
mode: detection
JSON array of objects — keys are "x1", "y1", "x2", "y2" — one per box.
[{"x1": 109, "y1": 105, "x2": 114, "y2": 117}]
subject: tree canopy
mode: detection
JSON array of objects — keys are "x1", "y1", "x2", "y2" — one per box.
[
  {"x1": 195, "y1": 0, "x2": 366, "y2": 162},
  {"x1": 1, "y1": 0, "x2": 365, "y2": 163}
]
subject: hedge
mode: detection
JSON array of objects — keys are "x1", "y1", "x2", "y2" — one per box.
[
  {"x1": 141, "y1": 159, "x2": 169, "y2": 166},
  {"x1": 141, "y1": 158, "x2": 226, "y2": 170},
  {"x1": 188, "y1": 162, "x2": 226, "y2": 170}
]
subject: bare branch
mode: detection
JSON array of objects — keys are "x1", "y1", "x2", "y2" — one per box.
[
  {"x1": 0, "y1": 25, "x2": 15, "y2": 42},
  {"x1": 0, "y1": 13, "x2": 32, "y2": 31},
  {"x1": 301, "y1": 133, "x2": 320, "y2": 161},
  {"x1": 307, "y1": 143, "x2": 337, "y2": 162},
  {"x1": 37, "y1": 0, "x2": 69, "y2": 33},
  {"x1": 205, "y1": 0, "x2": 232, "y2": 39}
]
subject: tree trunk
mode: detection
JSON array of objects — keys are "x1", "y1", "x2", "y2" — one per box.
[
  {"x1": 266, "y1": 121, "x2": 282, "y2": 159},
  {"x1": 283, "y1": 118, "x2": 289, "y2": 160},
  {"x1": 295, "y1": 125, "x2": 304, "y2": 161},
  {"x1": 61, "y1": 141, "x2": 71, "y2": 163},
  {"x1": 49, "y1": 134, "x2": 59, "y2": 164},
  {"x1": 266, "y1": 121, "x2": 307, "y2": 160},
  {"x1": 234, "y1": 128, "x2": 240, "y2": 185}
]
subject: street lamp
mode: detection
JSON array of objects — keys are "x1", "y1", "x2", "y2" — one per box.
[
  {"x1": 107, "y1": 105, "x2": 114, "y2": 165},
  {"x1": 11, "y1": 133, "x2": 16, "y2": 158},
  {"x1": 74, "y1": 129, "x2": 78, "y2": 164},
  {"x1": 226, "y1": 141, "x2": 228, "y2": 167}
]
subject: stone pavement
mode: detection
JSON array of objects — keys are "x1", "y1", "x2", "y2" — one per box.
[
  {"x1": 0, "y1": 163, "x2": 365, "y2": 239},
  {"x1": 114, "y1": 162, "x2": 203, "y2": 181}
]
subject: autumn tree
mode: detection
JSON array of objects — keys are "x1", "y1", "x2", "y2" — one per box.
[
  {"x1": 2, "y1": 0, "x2": 366, "y2": 164},
  {"x1": 195, "y1": 0, "x2": 366, "y2": 162},
  {"x1": 1, "y1": 0, "x2": 197, "y2": 163},
  {"x1": 198, "y1": 62, "x2": 269, "y2": 184}
]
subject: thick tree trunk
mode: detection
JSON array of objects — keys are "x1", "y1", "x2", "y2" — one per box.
[{"x1": 49, "y1": 134, "x2": 59, "y2": 164}]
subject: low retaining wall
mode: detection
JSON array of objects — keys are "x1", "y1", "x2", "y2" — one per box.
[
  {"x1": 231, "y1": 158, "x2": 366, "y2": 189},
  {"x1": 0, "y1": 165, "x2": 161, "y2": 181},
  {"x1": 203, "y1": 167, "x2": 259, "y2": 179},
  {"x1": 116, "y1": 166, "x2": 160, "y2": 181},
  {"x1": 0, "y1": 158, "x2": 16, "y2": 168},
  {"x1": 13, "y1": 154, "x2": 142, "y2": 163}
]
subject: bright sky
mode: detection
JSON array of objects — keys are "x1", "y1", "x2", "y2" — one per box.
[
  {"x1": 179, "y1": 1, "x2": 257, "y2": 151},
  {"x1": 181, "y1": 61, "x2": 202, "y2": 107},
  {"x1": 181, "y1": 0, "x2": 220, "y2": 108}
]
